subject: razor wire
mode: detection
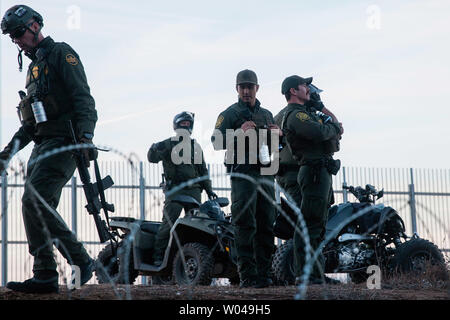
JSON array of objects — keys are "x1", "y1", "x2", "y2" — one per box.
[
  {"x1": 1, "y1": 140, "x2": 141, "y2": 299},
  {"x1": 2, "y1": 144, "x2": 449, "y2": 300}
]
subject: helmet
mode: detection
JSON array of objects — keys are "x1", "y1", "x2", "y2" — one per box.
[
  {"x1": 199, "y1": 200, "x2": 225, "y2": 221},
  {"x1": 1, "y1": 5, "x2": 43, "y2": 37},
  {"x1": 173, "y1": 111, "x2": 195, "y2": 134}
]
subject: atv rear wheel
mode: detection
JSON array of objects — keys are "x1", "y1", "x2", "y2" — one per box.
[
  {"x1": 392, "y1": 238, "x2": 447, "y2": 277},
  {"x1": 271, "y1": 239, "x2": 296, "y2": 285},
  {"x1": 96, "y1": 244, "x2": 119, "y2": 284},
  {"x1": 96, "y1": 242, "x2": 139, "y2": 284},
  {"x1": 173, "y1": 242, "x2": 214, "y2": 286}
]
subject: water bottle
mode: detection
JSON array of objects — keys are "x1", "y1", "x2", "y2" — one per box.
[
  {"x1": 259, "y1": 143, "x2": 270, "y2": 165},
  {"x1": 31, "y1": 96, "x2": 47, "y2": 124}
]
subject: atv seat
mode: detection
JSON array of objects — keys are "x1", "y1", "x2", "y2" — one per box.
[
  {"x1": 172, "y1": 195, "x2": 201, "y2": 209},
  {"x1": 140, "y1": 221, "x2": 160, "y2": 234}
]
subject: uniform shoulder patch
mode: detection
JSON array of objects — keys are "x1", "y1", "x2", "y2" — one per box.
[
  {"x1": 215, "y1": 115, "x2": 225, "y2": 128},
  {"x1": 65, "y1": 53, "x2": 79, "y2": 66},
  {"x1": 295, "y1": 112, "x2": 310, "y2": 122},
  {"x1": 32, "y1": 66, "x2": 39, "y2": 79}
]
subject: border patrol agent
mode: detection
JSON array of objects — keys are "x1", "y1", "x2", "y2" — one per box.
[
  {"x1": 274, "y1": 81, "x2": 341, "y2": 236},
  {"x1": 280, "y1": 75, "x2": 343, "y2": 285},
  {"x1": 148, "y1": 111, "x2": 217, "y2": 265},
  {"x1": 211, "y1": 70, "x2": 281, "y2": 288},
  {"x1": 0, "y1": 5, "x2": 97, "y2": 293}
]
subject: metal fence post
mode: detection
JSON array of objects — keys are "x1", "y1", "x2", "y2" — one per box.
[
  {"x1": 71, "y1": 176, "x2": 77, "y2": 235},
  {"x1": 1, "y1": 172, "x2": 8, "y2": 286},
  {"x1": 342, "y1": 166, "x2": 348, "y2": 203},
  {"x1": 409, "y1": 168, "x2": 418, "y2": 236},
  {"x1": 139, "y1": 162, "x2": 147, "y2": 285}
]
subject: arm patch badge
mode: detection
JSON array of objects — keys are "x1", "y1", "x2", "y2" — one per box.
[
  {"x1": 65, "y1": 54, "x2": 79, "y2": 66},
  {"x1": 295, "y1": 112, "x2": 310, "y2": 122},
  {"x1": 215, "y1": 115, "x2": 225, "y2": 128}
]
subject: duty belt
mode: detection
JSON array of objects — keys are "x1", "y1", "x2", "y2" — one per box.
[{"x1": 301, "y1": 158, "x2": 341, "y2": 183}]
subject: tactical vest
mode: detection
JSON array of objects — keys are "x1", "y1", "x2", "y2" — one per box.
[
  {"x1": 281, "y1": 106, "x2": 306, "y2": 162},
  {"x1": 17, "y1": 42, "x2": 73, "y2": 136},
  {"x1": 226, "y1": 103, "x2": 273, "y2": 171},
  {"x1": 162, "y1": 139, "x2": 204, "y2": 189}
]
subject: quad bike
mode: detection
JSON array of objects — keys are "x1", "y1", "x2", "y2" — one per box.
[
  {"x1": 272, "y1": 184, "x2": 447, "y2": 284},
  {"x1": 95, "y1": 195, "x2": 239, "y2": 286}
]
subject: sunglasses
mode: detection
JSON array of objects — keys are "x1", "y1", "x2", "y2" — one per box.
[
  {"x1": 9, "y1": 27, "x2": 27, "y2": 39},
  {"x1": 9, "y1": 22, "x2": 33, "y2": 40}
]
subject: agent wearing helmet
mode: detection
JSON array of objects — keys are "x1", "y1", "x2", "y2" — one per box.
[
  {"x1": 148, "y1": 111, "x2": 217, "y2": 265},
  {"x1": 210, "y1": 69, "x2": 280, "y2": 288},
  {"x1": 280, "y1": 75, "x2": 343, "y2": 285},
  {"x1": 0, "y1": 5, "x2": 97, "y2": 293}
]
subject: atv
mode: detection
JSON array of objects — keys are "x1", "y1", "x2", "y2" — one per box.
[
  {"x1": 95, "y1": 195, "x2": 239, "y2": 286},
  {"x1": 272, "y1": 184, "x2": 447, "y2": 285}
]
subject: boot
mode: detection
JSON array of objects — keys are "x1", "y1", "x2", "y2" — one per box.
[{"x1": 7, "y1": 270, "x2": 59, "y2": 294}]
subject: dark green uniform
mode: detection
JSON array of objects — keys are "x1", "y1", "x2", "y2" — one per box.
[
  {"x1": 0, "y1": 36, "x2": 97, "y2": 275},
  {"x1": 273, "y1": 106, "x2": 302, "y2": 208},
  {"x1": 212, "y1": 99, "x2": 276, "y2": 283},
  {"x1": 283, "y1": 103, "x2": 341, "y2": 280},
  {"x1": 148, "y1": 137, "x2": 213, "y2": 262}
]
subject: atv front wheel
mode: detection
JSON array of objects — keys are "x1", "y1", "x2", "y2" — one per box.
[
  {"x1": 173, "y1": 242, "x2": 214, "y2": 286},
  {"x1": 392, "y1": 238, "x2": 447, "y2": 277}
]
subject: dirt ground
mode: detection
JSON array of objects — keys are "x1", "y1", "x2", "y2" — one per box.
[{"x1": 0, "y1": 281, "x2": 448, "y2": 301}]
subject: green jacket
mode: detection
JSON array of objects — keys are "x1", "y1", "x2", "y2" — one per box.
[
  {"x1": 147, "y1": 136, "x2": 213, "y2": 193},
  {"x1": 1, "y1": 36, "x2": 97, "y2": 158},
  {"x1": 274, "y1": 106, "x2": 298, "y2": 168},
  {"x1": 211, "y1": 99, "x2": 275, "y2": 172},
  {"x1": 283, "y1": 103, "x2": 340, "y2": 163}
]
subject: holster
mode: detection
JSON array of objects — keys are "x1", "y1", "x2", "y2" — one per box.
[{"x1": 326, "y1": 158, "x2": 341, "y2": 175}]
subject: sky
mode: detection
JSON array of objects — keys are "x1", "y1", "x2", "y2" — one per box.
[{"x1": 1, "y1": 0, "x2": 450, "y2": 169}]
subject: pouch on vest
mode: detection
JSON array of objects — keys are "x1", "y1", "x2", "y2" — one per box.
[{"x1": 18, "y1": 95, "x2": 34, "y2": 124}]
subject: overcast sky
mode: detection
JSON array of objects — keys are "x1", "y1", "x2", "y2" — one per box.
[{"x1": 1, "y1": 0, "x2": 449, "y2": 169}]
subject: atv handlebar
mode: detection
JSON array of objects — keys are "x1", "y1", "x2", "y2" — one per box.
[{"x1": 343, "y1": 183, "x2": 384, "y2": 203}]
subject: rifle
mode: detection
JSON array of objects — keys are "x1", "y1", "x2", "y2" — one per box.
[{"x1": 68, "y1": 121, "x2": 114, "y2": 243}]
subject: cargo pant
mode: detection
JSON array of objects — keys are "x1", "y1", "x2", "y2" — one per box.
[
  {"x1": 22, "y1": 137, "x2": 91, "y2": 274},
  {"x1": 276, "y1": 168, "x2": 302, "y2": 209},
  {"x1": 231, "y1": 171, "x2": 275, "y2": 281},
  {"x1": 152, "y1": 187, "x2": 202, "y2": 262},
  {"x1": 293, "y1": 165, "x2": 333, "y2": 280}
]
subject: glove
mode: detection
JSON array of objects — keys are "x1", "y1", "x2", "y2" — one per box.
[
  {"x1": 0, "y1": 161, "x2": 5, "y2": 176},
  {"x1": 306, "y1": 92, "x2": 324, "y2": 111},
  {"x1": 207, "y1": 190, "x2": 218, "y2": 200},
  {"x1": 79, "y1": 137, "x2": 98, "y2": 168},
  {"x1": 0, "y1": 150, "x2": 10, "y2": 175}
]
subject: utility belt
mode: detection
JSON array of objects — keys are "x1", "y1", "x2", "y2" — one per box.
[
  {"x1": 301, "y1": 158, "x2": 341, "y2": 183},
  {"x1": 163, "y1": 178, "x2": 201, "y2": 193}
]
